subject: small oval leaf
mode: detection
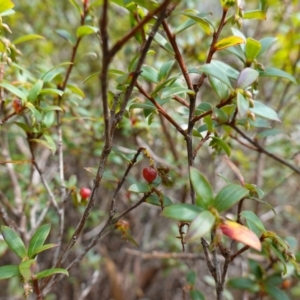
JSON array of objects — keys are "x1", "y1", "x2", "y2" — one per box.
[
  {"x1": 214, "y1": 36, "x2": 245, "y2": 51},
  {"x1": 161, "y1": 204, "x2": 202, "y2": 221}
]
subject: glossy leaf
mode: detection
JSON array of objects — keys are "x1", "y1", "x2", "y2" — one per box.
[
  {"x1": 56, "y1": 29, "x2": 76, "y2": 45},
  {"x1": 258, "y1": 37, "x2": 277, "y2": 56},
  {"x1": 214, "y1": 184, "x2": 249, "y2": 212},
  {"x1": 161, "y1": 204, "x2": 202, "y2": 221},
  {"x1": 19, "y1": 259, "x2": 36, "y2": 281},
  {"x1": 28, "y1": 79, "x2": 43, "y2": 103},
  {"x1": 211, "y1": 60, "x2": 239, "y2": 80},
  {"x1": 158, "y1": 60, "x2": 175, "y2": 81},
  {"x1": 236, "y1": 68, "x2": 259, "y2": 89},
  {"x1": 0, "y1": 82, "x2": 27, "y2": 103},
  {"x1": 153, "y1": 32, "x2": 174, "y2": 55},
  {"x1": 208, "y1": 76, "x2": 228, "y2": 100},
  {"x1": 214, "y1": 36, "x2": 244, "y2": 52},
  {"x1": 0, "y1": 265, "x2": 21, "y2": 280},
  {"x1": 76, "y1": 25, "x2": 99, "y2": 37},
  {"x1": 244, "y1": 10, "x2": 266, "y2": 20},
  {"x1": 1, "y1": 226, "x2": 27, "y2": 259},
  {"x1": 36, "y1": 268, "x2": 69, "y2": 280},
  {"x1": 179, "y1": 11, "x2": 212, "y2": 35},
  {"x1": 28, "y1": 224, "x2": 51, "y2": 258},
  {"x1": 161, "y1": 86, "x2": 194, "y2": 99},
  {"x1": 128, "y1": 183, "x2": 151, "y2": 193},
  {"x1": 210, "y1": 136, "x2": 231, "y2": 156},
  {"x1": 245, "y1": 38, "x2": 261, "y2": 63},
  {"x1": 13, "y1": 34, "x2": 44, "y2": 45},
  {"x1": 190, "y1": 167, "x2": 214, "y2": 208},
  {"x1": 185, "y1": 210, "x2": 216, "y2": 242},
  {"x1": 0, "y1": 0, "x2": 14, "y2": 14},
  {"x1": 146, "y1": 194, "x2": 172, "y2": 207},
  {"x1": 259, "y1": 67, "x2": 297, "y2": 84},
  {"x1": 240, "y1": 211, "x2": 266, "y2": 237},
  {"x1": 141, "y1": 65, "x2": 159, "y2": 83},
  {"x1": 237, "y1": 92, "x2": 249, "y2": 118},
  {"x1": 220, "y1": 220, "x2": 262, "y2": 251},
  {"x1": 250, "y1": 100, "x2": 280, "y2": 122},
  {"x1": 199, "y1": 64, "x2": 232, "y2": 88}
]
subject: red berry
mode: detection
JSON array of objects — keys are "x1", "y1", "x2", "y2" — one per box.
[
  {"x1": 80, "y1": 187, "x2": 91, "y2": 199},
  {"x1": 142, "y1": 166, "x2": 157, "y2": 183}
]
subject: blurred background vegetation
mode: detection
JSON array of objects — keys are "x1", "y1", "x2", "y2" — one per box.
[{"x1": 0, "y1": 0, "x2": 299, "y2": 299}]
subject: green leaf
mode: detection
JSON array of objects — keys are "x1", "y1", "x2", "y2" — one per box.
[
  {"x1": 265, "y1": 284, "x2": 289, "y2": 300},
  {"x1": 67, "y1": 84, "x2": 85, "y2": 99},
  {"x1": 174, "y1": 18, "x2": 196, "y2": 35},
  {"x1": 211, "y1": 60, "x2": 239, "y2": 80},
  {"x1": 146, "y1": 194, "x2": 172, "y2": 207},
  {"x1": 237, "y1": 92, "x2": 249, "y2": 118},
  {"x1": 36, "y1": 268, "x2": 69, "y2": 280},
  {"x1": 244, "y1": 10, "x2": 266, "y2": 20},
  {"x1": 0, "y1": 82, "x2": 27, "y2": 103},
  {"x1": 250, "y1": 100, "x2": 281, "y2": 122},
  {"x1": 256, "y1": 128, "x2": 282, "y2": 139},
  {"x1": 0, "y1": 0, "x2": 14, "y2": 14},
  {"x1": 240, "y1": 211, "x2": 266, "y2": 237},
  {"x1": 190, "y1": 289, "x2": 206, "y2": 300},
  {"x1": 83, "y1": 71, "x2": 101, "y2": 84},
  {"x1": 28, "y1": 224, "x2": 51, "y2": 258},
  {"x1": 185, "y1": 210, "x2": 216, "y2": 242},
  {"x1": 198, "y1": 64, "x2": 232, "y2": 88},
  {"x1": 1, "y1": 226, "x2": 27, "y2": 259},
  {"x1": 55, "y1": 29, "x2": 76, "y2": 45},
  {"x1": 153, "y1": 32, "x2": 174, "y2": 55},
  {"x1": 40, "y1": 89, "x2": 64, "y2": 96},
  {"x1": 13, "y1": 34, "x2": 44, "y2": 45},
  {"x1": 30, "y1": 135, "x2": 56, "y2": 154},
  {"x1": 258, "y1": 37, "x2": 277, "y2": 56},
  {"x1": 41, "y1": 62, "x2": 73, "y2": 83},
  {"x1": 178, "y1": 11, "x2": 212, "y2": 35},
  {"x1": 69, "y1": 0, "x2": 82, "y2": 15},
  {"x1": 28, "y1": 79, "x2": 43, "y2": 103},
  {"x1": 76, "y1": 25, "x2": 99, "y2": 38},
  {"x1": 190, "y1": 167, "x2": 214, "y2": 209},
  {"x1": 19, "y1": 259, "x2": 36, "y2": 281},
  {"x1": 214, "y1": 184, "x2": 249, "y2": 212},
  {"x1": 128, "y1": 183, "x2": 150, "y2": 193},
  {"x1": 42, "y1": 105, "x2": 63, "y2": 113},
  {"x1": 158, "y1": 60, "x2": 175, "y2": 81},
  {"x1": 214, "y1": 36, "x2": 244, "y2": 51},
  {"x1": 161, "y1": 86, "x2": 194, "y2": 99},
  {"x1": 161, "y1": 204, "x2": 203, "y2": 221},
  {"x1": 0, "y1": 265, "x2": 21, "y2": 280},
  {"x1": 25, "y1": 102, "x2": 42, "y2": 120},
  {"x1": 141, "y1": 65, "x2": 159, "y2": 83},
  {"x1": 236, "y1": 68, "x2": 259, "y2": 89},
  {"x1": 208, "y1": 76, "x2": 228, "y2": 100},
  {"x1": 211, "y1": 136, "x2": 231, "y2": 156},
  {"x1": 227, "y1": 277, "x2": 259, "y2": 291},
  {"x1": 259, "y1": 67, "x2": 297, "y2": 84},
  {"x1": 186, "y1": 271, "x2": 196, "y2": 285},
  {"x1": 33, "y1": 244, "x2": 59, "y2": 255},
  {"x1": 245, "y1": 38, "x2": 261, "y2": 63}
]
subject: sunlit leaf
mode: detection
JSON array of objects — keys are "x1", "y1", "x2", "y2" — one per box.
[
  {"x1": 214, "y1": 184, "x2": 249, "y2": 212},
  {"x1": 185, "y1": 210, "x2": 216, "y2": 242},
  {"x1": 220, "y1": 220, "x2": 262, "y2": 251},
  {"x1": 13, "y1": 34, "x2": 44, "y2": 45},
  {"x1": 214, "y1": 36, "x2": 244, "y2": 52}
]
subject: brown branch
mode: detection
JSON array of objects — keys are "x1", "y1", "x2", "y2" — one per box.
[
  {"x1": 231, "y1": 124, "x2": 300, "y2": 175},
  {"x1": 162, "y1": 20, "x2": 193, "y2": 90},
  {"x1": 193, "y1": 132, "x2": 211, "y2": 159},
  {"x1": 136, "y1": 82, "x2": 187, "y2": 136}
]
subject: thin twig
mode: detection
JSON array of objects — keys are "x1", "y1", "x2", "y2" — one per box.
[{"x1": 231, "y1": 124, "x2": 300, "y2": 175}]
